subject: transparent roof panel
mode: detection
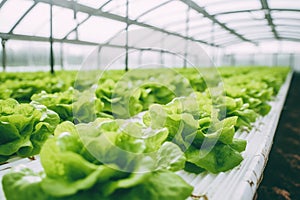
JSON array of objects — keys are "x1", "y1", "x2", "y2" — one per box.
[
  {"x1": 78, "y1": 16, "x2": 125, "y2": 43},
  {"x1": 201, "y1": 33, "x2": 237, "y2": 44},
  {"x1": 13, "y1": 2, "x2": 50, "y2": 37},
  {"x1": 171, "y1": 17, "x2": 213, "y2": 34},
  {"x1": 67, "y1": 31, "x2": 77, "y2": 40},
  {"x1": 216, "y1": 11, "x2": 266, "y2": 23},
  {"x1": 195, "y1": 0, "x2": 231, "y2": 7},
  {"x1": 77, "y1": 0, "x2": 109, "y2": 9},
  {"x1": 189, "y1": 9, "x2": 203, "y2": 19},
  {"x1": 128, "y1": 0, "x2": 172, "y2": 19},
  {"x1": 273, "y1": 19, "x2": 300, "y2": 26},
  {"x1": 234, "y1": 27, "x2": 272, "y2": 35},
  {"x1": 188, "y1": 29, "x2": 209, "y2": 38},
  {"x1": 227, "y1": 20, "x2": 268, "y2": 28},
  {"x1": 0, "y1": 0, "x2": 34, "y2": 33},
  {"x1": 202, "y1": 0, "x2": 262, "y2": 15},
  {"x1": 190, "y1": 26, "x2": 227, "y2": 38},
  {"x1": 164, "y1": 17, "x2": 212, "y2": 34},
  {"x1": 272, "y1": 11, "x2": 300, "y2": 19},
  {"x1": 213, "y1": 35, "x2": 238, "y2": 43},
  {"x1": 276, "y1": 26, "x2": 300, "y2": 32},
  {"x1": 246, "y1": 33, "x2": 274, "y2": 40},
  {"x1": 187, "y1": 18, "x2": 211, "y2": 30},
  {"x1": 269, "y1": 0, "x2": 300, "y2": 9},
  {"x1": 280, "y1": 32, "x2": 300, "y2": 37},
  {"x1": 216, "y1": 39, "x2": 241, "y2": 46},
  {"x1": 139, "y1": 1, "x2": 188, "y2": 27},
  {"x1": 52, "y1": 6, "x2": 89, "y2": 39},
  {"x1": 102, "y1": 0, "x2": 126, "y2": 17},
  {"x1": 190, "y1": 29, "x2": 213, "y2": 38},
  {"x1": 0, "y1": 0, "x2": 299, "y2": 48}
]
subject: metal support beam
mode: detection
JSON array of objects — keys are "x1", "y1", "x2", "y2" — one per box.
[
  {"x1": 50, "y1": 2, "x2": 54, "y2": 74},
  {"x1": 260, "y1": 0, "x2": 279, "y2": 39},
  {"x1": 125, "y1": 0, "x2": 129, "y2": 71},
  {"x1": 179, "y1": 0, "x2": 255, "y2": 45},
  {"x1": 60, "y1": 43, "x2": 64, "y2": 70},
  {"x1": 72, "y1": 0, "x2": 79, "y2": 40},
  {"x1": 273, "y1": 53, "x2": 278, "y2": 66},
  {"x1": 231, "y1": 54, "x2": 235, "y2": 66},
  {"x1": 97, "y1": 46, "x2": 102, "y2": 69},
  {"x1": 160, "y1": 36, "x2": 165, "y2": 65},
  {"x1": 0, "y1": 0, "x2": 7, "y2": 9},
  {"x1": 1, "y1": 39, "x2": 7, "y2": 72},
  {"x1": 5, "y1": 31, "x2": 300, "y2": 51},
  {"x1": 183, "y1": 4, "x2": 190, "y2": 68},
  {"x1": 250, "y1": 53, "x2": 255, "y2": 65},
  {"x1": 211, "y1": 22, "x2": 215, "y2": 64},
  {"x1": 289, "y1": 53, "x2": 295, "y2": 69},
  {"x1": 138, "y1": 50, "x2": 143, "y2": 66},
  {"x1": 34, "y1": 0, "x2": 218, "y2": 47}
]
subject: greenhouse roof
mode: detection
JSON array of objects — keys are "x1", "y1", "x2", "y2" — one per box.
[{"x1": 0, "y1": 0, "x2": 299, "y2": 48}]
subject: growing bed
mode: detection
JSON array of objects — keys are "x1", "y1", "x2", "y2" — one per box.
[{"x1": 0, "y1": 67, "x2": 292, "y2": 200}]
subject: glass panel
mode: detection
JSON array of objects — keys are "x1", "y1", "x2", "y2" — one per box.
[
  {"x1": 269, "y1": 0, "x2": 300, "y2": 9},
  {"x1": 0, "y1": 0, "x2": 34, "y2": 32},
  {"x1": 78, "y1": 16, "x2": 125, "y2": 43},
  {"x1": 13, "y1": 2, "x2": 50, "y2": 37},
  {"x1": 77, "y1": 0, "x2": 109, "y2": 9}
]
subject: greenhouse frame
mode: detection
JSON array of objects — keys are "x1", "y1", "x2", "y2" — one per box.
[
  {"x1": 1, "y1": 0, "x2": 300, "y2": 72},
  {"x1": 0, "y1": 1, "x2": 299, "y2": 200}
]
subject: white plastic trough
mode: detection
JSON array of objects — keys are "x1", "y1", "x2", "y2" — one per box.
[{"x1": 0, "y1": 72, "x2": 293, "y2": 200}]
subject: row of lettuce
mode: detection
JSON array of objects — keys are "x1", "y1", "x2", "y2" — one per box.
[{"x1": 1, "y1": 66, "x2": 289, "y2": 200}]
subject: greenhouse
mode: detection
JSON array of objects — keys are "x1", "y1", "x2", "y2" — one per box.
[{"x1": 0, "y1": 0, "x2": 299, "y2": 199}]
